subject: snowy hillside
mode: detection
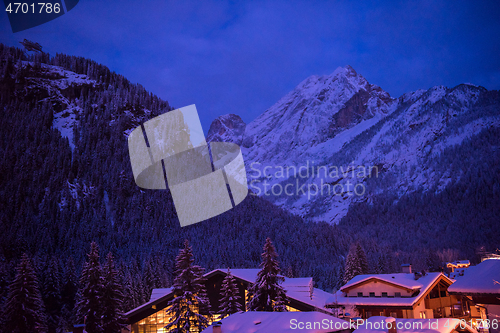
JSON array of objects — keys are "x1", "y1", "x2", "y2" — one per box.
[
  {"x1": 208, "y1": 66, "x2": 500, "y2": 223},
  {"x1": 14, "y1": 61, "x2": 159, "y2": 149},
  {"x1": 19, "y1": 62, "x2": 100, "y2": 149}
]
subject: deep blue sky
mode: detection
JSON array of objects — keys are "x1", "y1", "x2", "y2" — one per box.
[{"x1": 1, "y1": 0, "x2": 499, "y2": 130}]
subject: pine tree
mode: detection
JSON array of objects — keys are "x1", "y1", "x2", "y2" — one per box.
[
  {"x1": 218, "y1": 268, "x2": 242, "y2": 319},
  {"x1": 102, "y1": 253, "x2": 124, "y2": 333},
  {"x1": 343, "y1": 242, "x2": 369, "y2": 284},
  {"x1": 42, "y1": 257, "x2": 62, "y2": 333},
  {"x1": 143, "y1": 257, "x2": 162, "y2": 296},
  {"x1": 3, "y1": 253, "x2": 47, "y2": 333},
  {"x1": 121, "y1": 270, "x2": 137, "y2": 311},
  {"x1": 165, "y1": 240, "x2": 210, "y2": 333},
  {"x1": 376, "y1": 254, "x2": 387, "y2": 274},
  {"x1": 61, "y1": 257, "x2": 78, "y2": 331},
  {"x1": 247, "y1": 238, "x2": 287, "y2": 312},
  {"x1": 273, "y1": 291, "x2": 287, "y2": 312},
  {"x1": 75, "y1": 242, "x2": 104, "y2": 333}
]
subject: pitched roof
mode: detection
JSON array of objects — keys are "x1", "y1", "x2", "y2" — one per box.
[
  {"x1": 124, "y1": 287, "x2": 173, "y2": 318},
  {"x1": 332, "y1": 273, "x2": 452, "y2": 307},
  {"x1": 282, "y1": 277, "x2": 313, "y2": 287},
  {"x1": 205, "y1": 268, "x2": 261, "y2": 284},
  {"x1": 125, "y1": 268, "x2": 335, "y2": 318},
  {"x1": 149, "y1": 287, "x2": 173, "y2": 302},
  {"x1": 201, "y1": 311, "x2": 349, "y2": 333},
  {"x1": 448, "y1": 259, "x2": 500, "y2": 295},
  {"x1": 341, "y1": 273, "x2": 443, "y2": 292},
  {"x1": 447, "y1": 260, "x2": 470, "y2": 266},
  {"x1": 354, "y1": 317, "x2": 477, "y2": 333},
  {"x1": 288, "y1": 287, "x2": 335, "y2": 311}
]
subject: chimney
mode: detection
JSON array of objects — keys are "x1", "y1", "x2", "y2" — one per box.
[
  {"x1": 386, "y1": 317, "x2": 397, "y2": 333},
  {"x1": 401, "y1": 264, "x2": 412, "y2": 274},
  {"x1": 213, "y1": 321, "x2": 222, "y2": 333}
]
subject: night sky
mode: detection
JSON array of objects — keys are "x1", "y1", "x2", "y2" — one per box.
[{"x1": 1, "y1": 0, "x2": 499, "y2": 130}]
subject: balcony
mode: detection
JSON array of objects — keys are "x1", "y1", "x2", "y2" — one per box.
[{"x1": 424, "y1": 295, "x2": 458, "y2": 309}]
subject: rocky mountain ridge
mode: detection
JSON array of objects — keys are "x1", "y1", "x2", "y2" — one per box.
[{"x1": 208, "y1": 66, "x2": 500, "y2": 223}]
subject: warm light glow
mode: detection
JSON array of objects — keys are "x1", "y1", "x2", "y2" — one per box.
[{"x1": 132, "y1": 308, "x2": 171, "y2": 333}]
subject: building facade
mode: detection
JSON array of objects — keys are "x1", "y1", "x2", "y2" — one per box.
[
  {"x1": 123, "y1": 268, "x2": 335, "y2": 333},
  {"x1": 329, "y1": 266, "x2": 474, "y2": 320}
]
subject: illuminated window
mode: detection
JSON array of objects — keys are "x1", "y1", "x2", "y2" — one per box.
[
  {"x1": 131, "y1": 309, "x2": 170, "y2": 333},
  {"x1": 131, "y1": 302, "x2": 212, "y2": 333}
]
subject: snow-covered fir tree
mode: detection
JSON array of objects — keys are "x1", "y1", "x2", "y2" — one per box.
[
  {"x1": 165, "y1": 240, "x2": 210, "y2": 333},
  {"x1": 343, "y1": 242, "x2": 369, "y2": 283},
  {"x1": 75, "y1": 242, "x2": 104, "y2": 333},
  {"x1": 273, "y1": 291, "x2": 287, "y2": 312},
  {"x1": 247, "y1": 238, "x2": 287, "y2": 312},
  {"x1": 102, "y1": 252, "x2": 125, "y2": 333},
  {"x1": 218, "y1": 268, "x2": 242, "y2": 318},
  {"x1": 3, "y1": 253, "x2": 47, "y2": 333}
]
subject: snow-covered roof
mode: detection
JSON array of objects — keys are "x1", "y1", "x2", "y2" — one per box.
[
  {"x1": 448, "y1": 259, "x2": 500, "y2": 295},
  {"x1": 288, "y1": 287, "x2": 335, "y2": 311},
  {"x1": 446, "y1": 260, "x2": 470, "y2": 266},
  {"x1": 125, "y1": 268, "x2": 336, "y2": 318},
  {"x1": 283, "y1": 277, "x2": 313, "y2": 287},
  {"x1": 208, "y1": 268, "x2": 334, "y2": 313},
  {"x1": 124, "y1": 287, "x2": 174, "y2": 317},
  {"x1": 201, "y1": 311, "x2": 348, "y2": 333},
  {"x1": 354, "y1": 317, "x2": 477, "y2": 333},
  {"x1": 332, "y1": 273, "x2": 450, "y2": 307},
  {"x1": 341, "y1": 272, "x2": 446, "y2": 292},
  {"x1": 218, "y1": 268, "x2": 261, "y2": 284},
  {"x1": 149, "y1": 287, "x2": 173, "y2": 302}
]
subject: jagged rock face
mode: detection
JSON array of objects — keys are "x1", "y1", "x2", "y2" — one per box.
[
  {"x1": 330, "y1": 84, "x2": 393, "y2": 136},
  {"x1": 208, "y1": 66, "x2": 500, "y2": 224},
  {"x1": 206, "y1": 113, "x2": 246, "y2": 145}
]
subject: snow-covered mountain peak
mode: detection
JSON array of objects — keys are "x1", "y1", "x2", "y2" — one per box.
[
  {"x1": 217, "y1": 66, "x2": 500, "y2": 224},
  {"x1": 241, "y1": 66, "x2": 395, "y2": 165}
]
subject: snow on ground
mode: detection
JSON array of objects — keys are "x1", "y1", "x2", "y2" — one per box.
[
  {"x1": 201, "y1": 311, "x2": 348, "y2": 333},
  {"x1": 52, "y1": 104, "x2": 79, "y2": 149},
  {"x1": 432, "y1": 117, "x2": 500, "y2": 152},
  {"x1": 354, "y1": 317, "x2": 477, "y2": 333}
]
